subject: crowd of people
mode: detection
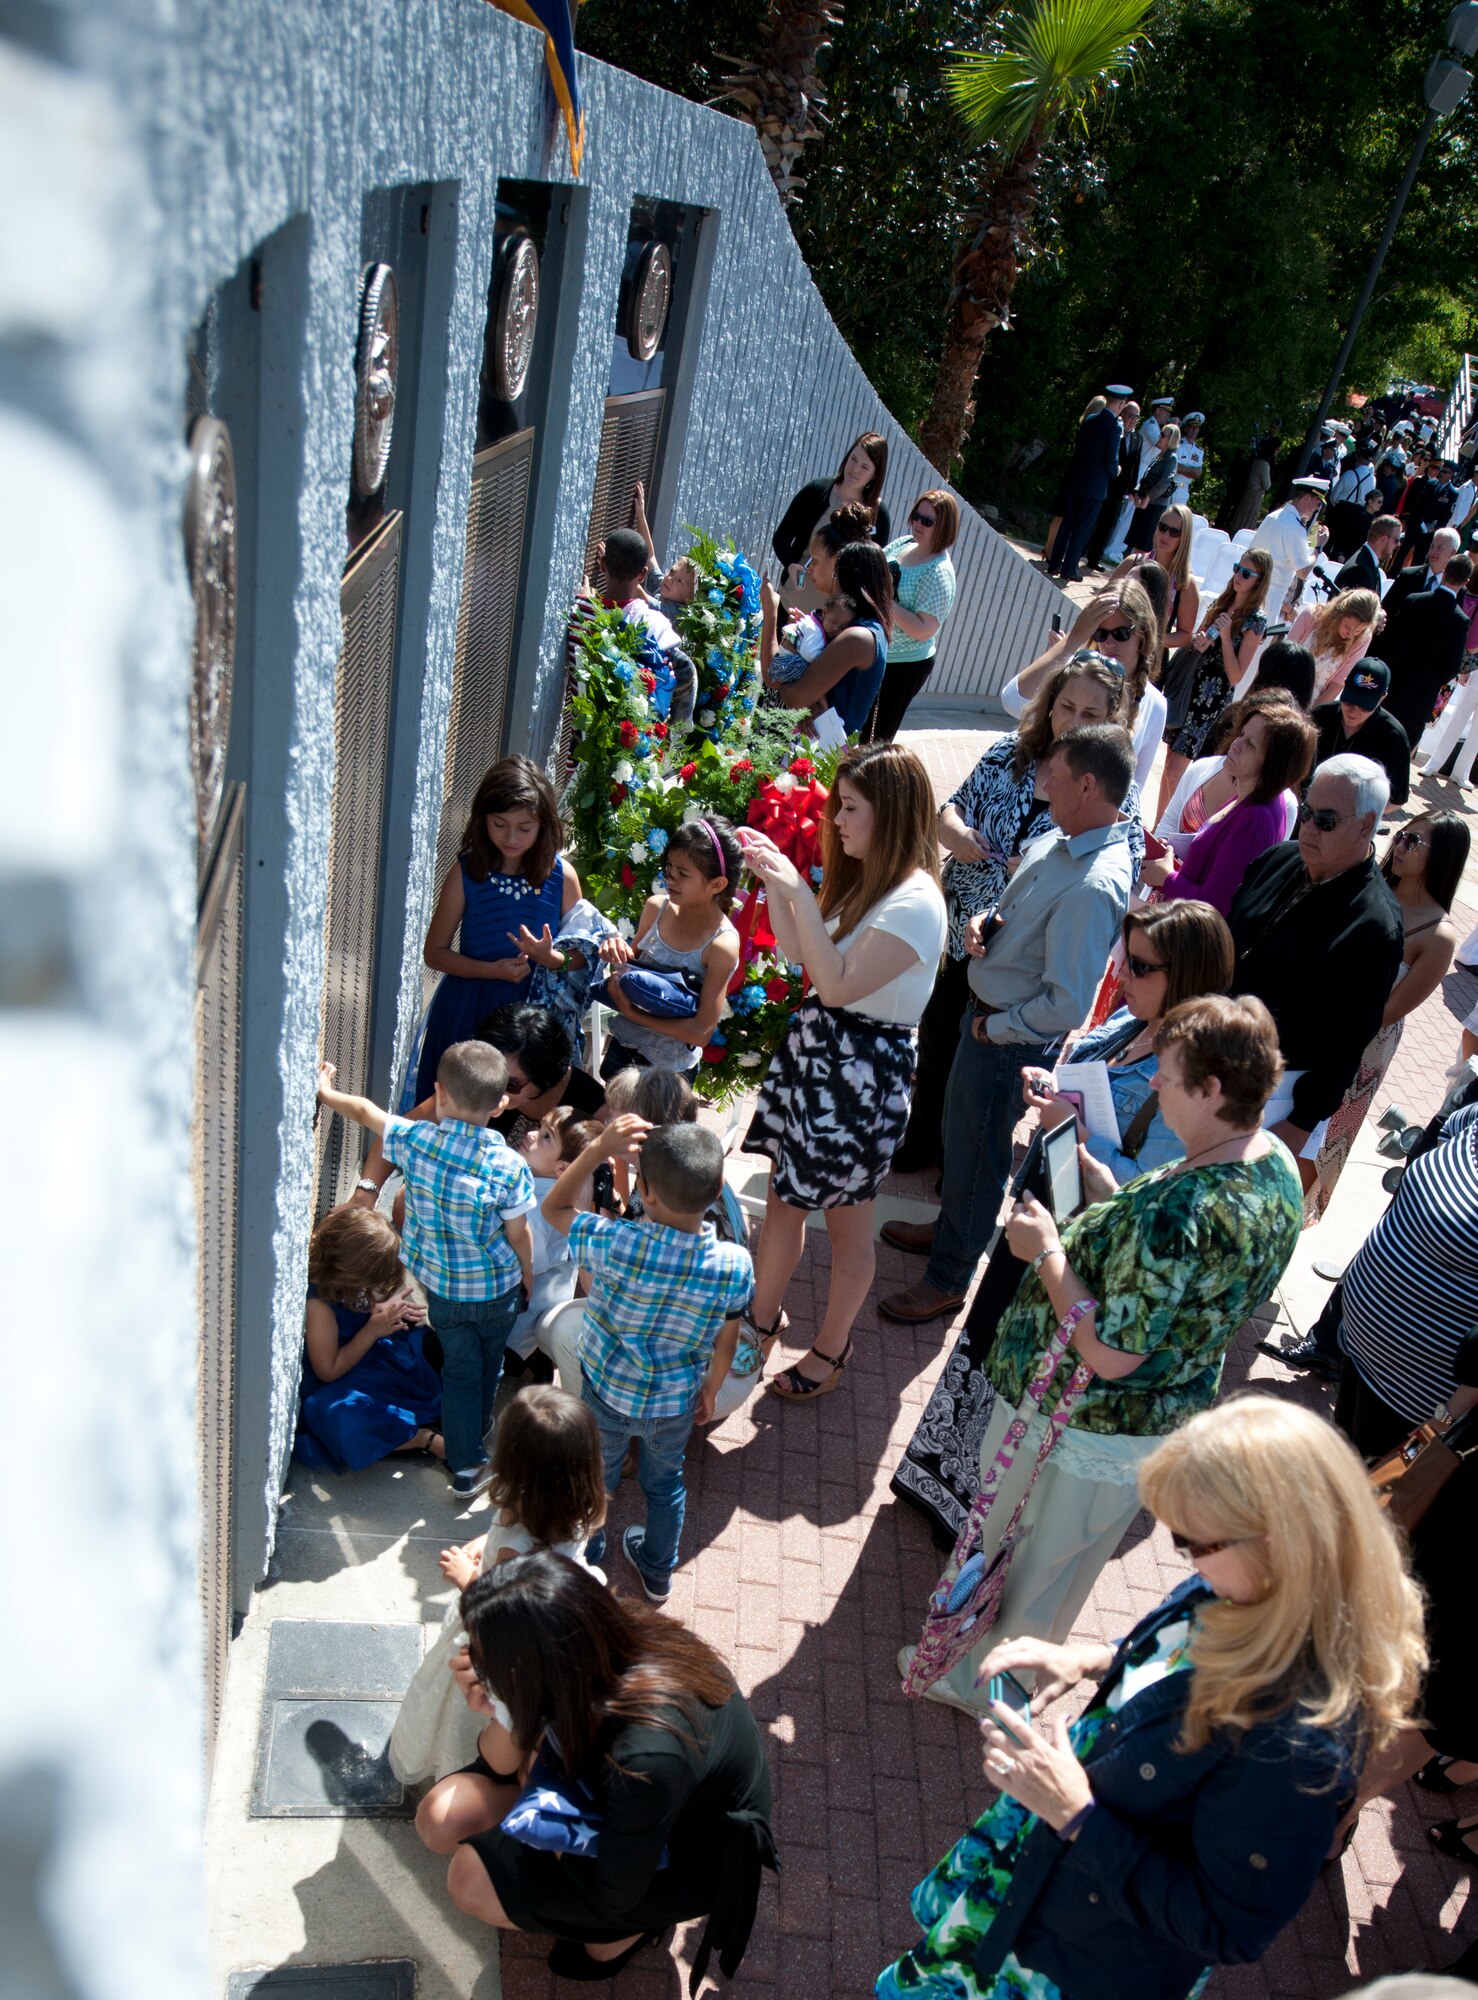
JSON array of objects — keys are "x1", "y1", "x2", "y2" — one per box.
[{"x1": 297, "y1": 415, "x2": 1478, "y2": 1994}]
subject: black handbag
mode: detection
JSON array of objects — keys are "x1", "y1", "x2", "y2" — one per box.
[{"x1": 1160, "y1": 643, "x2": 1203, "y2": 731}]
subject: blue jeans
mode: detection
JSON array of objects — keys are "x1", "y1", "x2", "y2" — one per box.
[
  {"x1": 924, "y1": 1010, "x2": 1047, "y2": 1297},
  {"x1": 425, "y1": 1283, "x2": 522, "y2": 1479},
  {"x1": 581, "y1": 1380, "x2": 694, "y2": 1581}
]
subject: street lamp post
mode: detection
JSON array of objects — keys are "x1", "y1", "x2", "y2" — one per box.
[{"x1": 1295, "y1": 3, "x2": 1477, "y2": 476}]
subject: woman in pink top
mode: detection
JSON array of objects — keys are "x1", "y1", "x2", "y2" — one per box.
[
  {"x1": 1162, "y1": 704, "x2": 1317, "y2": 916},
  {"x1": 1288, "y1": 588, "x2": 1381, "y2": 703}
]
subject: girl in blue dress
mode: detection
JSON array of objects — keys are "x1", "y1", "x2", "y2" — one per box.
[
  {"x1": 414, "y1": 757, "x2": 582, "y2": 1103},
  {"x1": 296, "y1": 1206, "x2": 444, "y2": 1473}
]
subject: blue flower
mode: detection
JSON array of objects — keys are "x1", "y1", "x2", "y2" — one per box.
[
  {"x1": 613, "y1": 662, "x2": 633, "y2": 684},
  {"x1": 647, "y1": 827, "x2": 669, "y2": 855},
  {"x1": 742, "y1": 696, "x2": 755, "y2": 712},
  {"x1": 810, "y1": 865, "x2": 824, "y2": 884},
  {"x1": 707, "y1": 647, "x2": 726, "y2": 669},
  {"x1": 636, "y1": 735, "x2": 651, "y2": 756},
  {"x1": 741, "y1": 983, "x2": 766, "y2": 1010},
  {"x1": 709, "y1": 1028, "x2": 727, "y2": 1047},
  {"x1": 708, "y1": 588, "x2": 725, "y2": 605}
]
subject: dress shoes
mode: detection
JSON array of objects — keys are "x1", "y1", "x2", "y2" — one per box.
[
  {"x1": 878, "y1": 1279, "x2": 965, "y2": 1325},
  {"x1": 880, "y1": 1219, "x2": 935, "y2": 1255},
  {"x1": 1254, "y1": 1332, "x2": 1340, "y2": 1381}
]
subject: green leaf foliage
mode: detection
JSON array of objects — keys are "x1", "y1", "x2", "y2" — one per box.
[{"x1": 947, "y1": 0, "x2": 1154, "y2": 155}]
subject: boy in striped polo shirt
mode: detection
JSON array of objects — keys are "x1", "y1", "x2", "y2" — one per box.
[
  {"x1": 317, "y1": 1041, "x2": 535, "y2": 1500},
  {"x1": 541, "y1": 1115, "x2": 752, "y2": 1601}
]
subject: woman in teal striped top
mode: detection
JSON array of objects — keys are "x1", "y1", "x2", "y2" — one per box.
[{"x1": 873, "y1": 488, "x2": 959, "y2": 739}]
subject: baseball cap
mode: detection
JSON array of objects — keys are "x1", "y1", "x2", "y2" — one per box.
[{"x1": 1342, "y1": 661, "x2": 1390, "y2": 711}]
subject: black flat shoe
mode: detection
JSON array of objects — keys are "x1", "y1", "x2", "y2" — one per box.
[
  {"x1": 1427, "y1": 1815, "x2": 1478, "y2": 1866},
  {"x1": 547, "y1": 1932, "x2": 661, "y2": 1981},
  {"x1": 1414, "y1": 1752, "x2": 1470, "y2": 1794}
]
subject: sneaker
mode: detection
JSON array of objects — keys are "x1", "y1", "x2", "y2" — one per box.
[
  {"x1": 621, "y1": 1526, "x2": 671, "y2": 1603},
  {"x1": 451, "y1": 1462, "x2": 493, "y2": 1502}
]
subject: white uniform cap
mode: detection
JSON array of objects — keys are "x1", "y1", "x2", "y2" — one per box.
[
  {"x1": 1105, "y1": 383, "x2": 1134, "y2": 397},
  {"x1": 1182, "y1": 411, "x2": 1205, "y2": 425}
]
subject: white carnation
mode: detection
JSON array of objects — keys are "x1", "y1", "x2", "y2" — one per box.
[
  {"x1": 770, "y1": 771, "x2": 797, "y2": 795},
  {"x1": 613, "y1": 758, "x2": 635, "y2": 783},
  {"x1": 697, "y1": 709, "x2": 716, "y2": 727},
  {"x1": 738, "y1": 1051, "x2": 763, "y2": 1068},
  {"x1": 630, "y1": 841, "x2": 649, "y2": 863},
  {"x1": 616, "y1": 917, "x2": 635, "y2": 940},
  {"x1": 681, "y1": 803, "x2": 704, "y2": 824}
]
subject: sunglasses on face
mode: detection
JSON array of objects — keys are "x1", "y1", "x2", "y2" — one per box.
[
  {"x1": 1125, "y1": 952, "x2": 1167, "y2": 979},
  {"x1": 910, "y1": 508, "x2": 936, "y2": 528},
  {"x1": 1170, "y1": 1530, "x2": 1252, "y2": 1561},
  {"x1": 1092, "y1": 623, "x2": 1135, "y2": 644},
  {"x1": 1297, "y1": 801, "x2": 1353, "y2": 832},
  {"x1": 1233, "y1": 563, "x2": 1261, "y2": 581},
  {"x1": 1393, "y1": 828, "x2": 1429, "y2": 850},
  {"x1": 1156, "y1": 523, "x2": 1183, "y2": 539}
]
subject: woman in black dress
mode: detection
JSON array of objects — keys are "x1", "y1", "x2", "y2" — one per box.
[{"x1": 417, "y1": 1552, "x2": 776, "y2": 1989}]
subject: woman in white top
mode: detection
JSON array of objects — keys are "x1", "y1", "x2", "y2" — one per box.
[
  {"x1": 998, "y1": 578, "x2": 1167, "y2": 793},
  {"x1": 738, "y1": 744, "x2": 947, "y2": 1400}
]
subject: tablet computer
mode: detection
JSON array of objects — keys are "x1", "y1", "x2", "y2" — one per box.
[{"x1": 1042, "y1": 1118, "x2": 1083, "y2": 1222}]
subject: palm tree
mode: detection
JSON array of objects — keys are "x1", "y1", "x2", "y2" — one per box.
[
  {"x1": 919, "y1": 0, "x2": 1153, "y2": 476},
  {"x1": 715, "y1": 0, "x2": 846, "y2": 209}
]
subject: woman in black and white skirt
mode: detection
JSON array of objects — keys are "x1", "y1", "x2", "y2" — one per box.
[{"x1": 737, "y1": 743, "x2": 946, "y2": 1400}]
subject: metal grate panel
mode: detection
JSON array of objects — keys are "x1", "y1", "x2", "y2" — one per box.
[
  {"x1": 317, "y1": 513, "x2": 401, "y2": 1215},
  {"x1": 195, "y1": 783, "x2": 244, "y2": 1768},
  {"x1": 581, "y1": 388, "x2": 666, "y2": 587},
  {"x1": 434, "y1": 428, "x2": 536, "y2": 896}
]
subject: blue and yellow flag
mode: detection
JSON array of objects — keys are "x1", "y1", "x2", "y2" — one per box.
[{"x1": 486, "y1": 0, "x2": 585, "y2": 174}]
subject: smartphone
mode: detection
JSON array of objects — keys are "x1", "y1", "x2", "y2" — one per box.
[
  {"x1": 1055, "y1": 1090, "x2": 1085, "y2": 1120},
  {"x1": 1042, "y1": 1117, "x2": 1083, "y2": 1222},
  {"x1": 981, "y1": 1669, "x2": 1033, "y2": 1744}
]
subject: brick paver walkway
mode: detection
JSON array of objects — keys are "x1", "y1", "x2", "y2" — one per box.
[{"x1": 495, "y1": 735, "x2": 1478, "y2": 2000}]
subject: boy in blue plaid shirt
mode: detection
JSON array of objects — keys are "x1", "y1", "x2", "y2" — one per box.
[
  {"x1": 317, "y1": 1042, "x2": 536, "y2": 1500},
  {"x1": 542, "y1": 1114, "x2": 752, "y2": 1600}
]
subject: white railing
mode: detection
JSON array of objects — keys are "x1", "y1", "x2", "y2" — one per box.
[{"x1": 1436, "y1": 353, "x2": 1473, "y2": 459}]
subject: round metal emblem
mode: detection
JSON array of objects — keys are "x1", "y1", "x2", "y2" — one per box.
[
  {"x1": 625, "y1": 241, "x2": 672, "y2": 362},
  {"x1": 353, "y1": 261, "x2": 399, "y2": 497},
  {"x1": 183, "y1": 414, "x2": 237, "y2": 847},
  {"x1": 492, "y1": 231, "x2": 541, "y2": 402}
]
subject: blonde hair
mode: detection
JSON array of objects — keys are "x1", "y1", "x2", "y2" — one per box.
[
  {"x1": 1153, "y1": 502, "x2": 1194, "y2": 591},
  {"x1": 1309, "y1": 587, "x2": 1380, "y2": 660},
  {"x1": 1139, "y1": 1397, "x2": 1425, "y2": 1758},
  {"x1": 1081, "y1": 395, "x2": 1107, "y2": 422}
]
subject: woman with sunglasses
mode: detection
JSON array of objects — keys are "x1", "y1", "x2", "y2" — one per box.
[
  {"x1": 883, "y1": 1396, "x2": 1423, "y2": 2000},
  {"x1": 1156, "y1": 547, "x2": 1274, "y2": 821},
  {"x1": 873, "y1": 488, "x2": 960, "y2": 740},
  {"x1": 897, "y1": 996, "x2": 1303, "y2": 1715},
  {"x1": 997, "y1": 581, "x2": 1166, "y2": 792},
  {"x1": 891, "y1": 654, "x2": 1143, "y2": 1177},
  {"x1": 1285, "y1": 586, "x2": 1381, "y2": 704},
  {"x1": 1304, "y1": 809, "x2": 1469, "y2": 1221},
  {"x1": 1156, "y1": 703, "x2": 1316, "y2": 918},
  {"x1": 1110, "y1": 502, "x2": 1201, "y2": 660},
  {"x1": 419, "y1": 1550, "x2": 775, "y2": 1986},
  {"x1": 891, "y1": 901, "x2": 1235, "y2": 1548}
]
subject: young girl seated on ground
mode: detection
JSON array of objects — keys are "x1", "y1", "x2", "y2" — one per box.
[
  {"x1": 594, "y1": 817, "x2": 743, "y2": 1081},
  {"x1": 295, "y1": 1207, "x2": 444, "y2": 1473},
  {"x1": 388, "y1": 1385, "x2": 607, "y2": 1784}
]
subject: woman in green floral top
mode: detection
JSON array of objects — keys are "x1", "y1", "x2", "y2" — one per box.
[{"x1": 900, "y1": 995, "x2": 1302, "y2": 1717}]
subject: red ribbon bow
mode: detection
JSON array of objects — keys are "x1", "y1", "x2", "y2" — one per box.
[{"x1": 730, "y1": 774, "x2": 828, "y2": 980}]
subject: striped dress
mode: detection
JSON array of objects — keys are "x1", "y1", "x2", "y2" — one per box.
[{"x1": 1341, "y1": 1104, "x2": 1478, "y2": 1423}]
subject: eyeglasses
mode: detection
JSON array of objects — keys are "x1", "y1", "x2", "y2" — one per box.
[
  {"x1": 1170, "y1": 1530, "x2": 1256, "y2": 1561},
  {"x1": 1297, "y1": 800, "x2": 1354, "y2": 832},
  {"x1": 910, "y1": 508, "x2": 936, "y2": 528},
  {"x1": 1125, "y1": 952, "x2": 1167, "y2": 979},
  {"x1": 1392, "y1": 828, "x2": 1429, "y2": 850},
  {"x1": 1156, "y1": 522, "x2": 1183, "y2": 539},
  {"x1": 1092, "y1": 623, "x2": 1135, "y2": 644},
  {"x1": 1233, "y1": 563, "x2": 1261, "y2": 581}
]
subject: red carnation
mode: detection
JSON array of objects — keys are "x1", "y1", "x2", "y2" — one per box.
[
  {"x1": 765, "y1": 976, "x2": 791, "y2": 1002},
  {"x1": 617, "y1": 720, "x2": 639, "y2": 747},
  {"x1": 621, "y1": 863, "x2": 636, "y2": 887},
  {"x1": 715, "y1": 684, "x2": 730, "y2": 699},
  {"x1": 679, "y1": 761, "x2": 698, "y2": 782},
  {"x1": 702, "y1": 1045, "x2": 727, "y2": 1064},
  {"x1": 730, "y1": 758, "x2": 754, "y2": 779},
  {"x1": 790, "y1": 756, "x2": 816, "y2": 778},
  {"x1": 610, "y1": 783, "x2": 627, "y2": 805},
  {"x1": 639, "y1": 670, "x2": 657, "y2": 691},
  {"x1": 651, "y1": 722, "x2": 668, "y2": 740}
]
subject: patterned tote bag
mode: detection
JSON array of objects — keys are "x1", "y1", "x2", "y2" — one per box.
[{"x1": 902, "y1": 1299, "x2": 1095, "y2": 1698}]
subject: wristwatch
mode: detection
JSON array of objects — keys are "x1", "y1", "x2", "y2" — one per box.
[{"x1": 355, "y1": 1178, "x2": 380, "y2": 1197}]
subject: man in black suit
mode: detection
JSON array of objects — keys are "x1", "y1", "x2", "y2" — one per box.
[
  {"x1": 1383, "y1": 526, "x2": 1461, "y2": 621},
  {"x1": 1048, "y1": 385, "x2": 1130, "y2": 583},
  {"x1": 1085, "y1": 400, "x2": 1140, "y2": 568},
  {"x1": 1334, "y1": 513, "x2": 1402, "y2": 597},
  {"x1": 1381, "y1": 552, "x2": 1474, "y2": 742}
]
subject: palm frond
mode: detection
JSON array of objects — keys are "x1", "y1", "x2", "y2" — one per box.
[{"x1": 947, "y1": 0, "x2": 1154, "y2": 155}]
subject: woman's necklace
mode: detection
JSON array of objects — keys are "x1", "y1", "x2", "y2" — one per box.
[{"x1": 1174, "y1": 1129, "x2": 1261, "y2": 1173}]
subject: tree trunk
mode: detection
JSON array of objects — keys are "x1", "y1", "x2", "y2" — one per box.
[
  {"x1": 920, "y1": 133, "x2": 1045, "y2": 477},
  {"x1": 714, "y1": 0, "x2": 845, "y2": 208}
]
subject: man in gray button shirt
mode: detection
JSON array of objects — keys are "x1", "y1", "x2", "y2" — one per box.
[{"x1": 880, "y1": 725, "x2": 1137, "y2": 1324}]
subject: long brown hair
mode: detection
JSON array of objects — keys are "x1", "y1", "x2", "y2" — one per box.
[
  {"x1": 1122, "y1": 900, "x2": 1234, "y2": 1013},
  {"x1": 462, "y1": 1551, "x2": 734, "y2": 1780},
  {"x1": 1152, "y1": 502, "x2": 1195, "y2": 591},
  {"x1": 459, "y1": 754, "x2": 563, "y2": 886},
  {"x1": 1014, "y1": 656, "x2": 1125, "y2": 779},
  {"x1": 1200, "y1": 546, "x2": 1272, "y2": 637},
  {"x1": 487, "y1": 1386, "x2": 607, "y2": 1550},
  {"x1": 817, "y1": 742, "x2": 940, "y2": 938},
  {"x1": 308, "y1": 1205, "x2": 406, "y2": 1306},
  {"x1": 833, "y1": 430, "x2": 888, "y2": 514},
  {"x1": 1239, "y1": 703, "x2": 1315, "y2": 805}
]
